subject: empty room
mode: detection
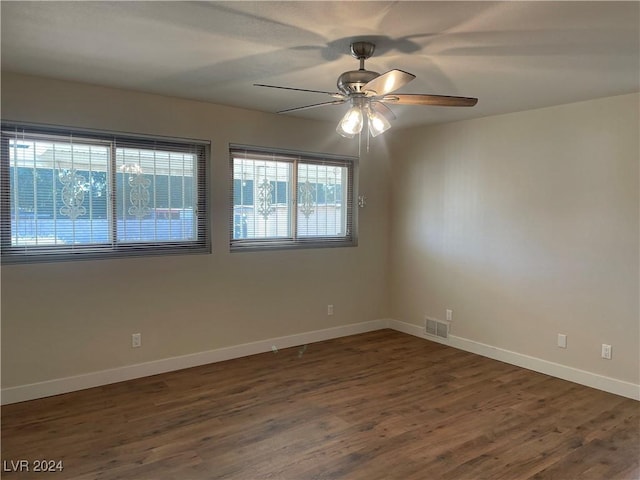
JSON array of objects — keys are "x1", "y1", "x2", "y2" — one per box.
[{"x1": 1, "y1": 1, "x2": 638, "y2": 479}]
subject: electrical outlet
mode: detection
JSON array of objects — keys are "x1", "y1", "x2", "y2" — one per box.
[
  {"x1": 446, "y1": 309, "x2": 453, "y2": 321},
  {"x1": 327, "y1": 304, "x2": 334, "y2": 316},
  {"x1": 557, "y1": 334, "x2": 567, "y2": 348},
  {"x1": 601, "y1": 344, "x2": 612, "y2": 360},
  {"x1": 132, "y1": 333, "x2": 141, "y2": 348}
]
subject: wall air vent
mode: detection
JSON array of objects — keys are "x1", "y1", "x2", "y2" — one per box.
[{"x1": 425, "y1": 317, "x2": 449, "y2": 339}]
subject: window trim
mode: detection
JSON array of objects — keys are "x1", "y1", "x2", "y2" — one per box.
[
  {"x1": 1, "y1": 121, "x2": 211, "y2": 263},
  {"x1": 229, "y1": 144, "x2": 358, "y2": 252}
]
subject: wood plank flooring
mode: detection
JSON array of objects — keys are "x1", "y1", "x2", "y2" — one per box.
[{"x1": 2, "y1": 329, "x2": 639, "y2": 479}]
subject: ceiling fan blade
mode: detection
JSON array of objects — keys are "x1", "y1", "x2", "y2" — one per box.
[
  {"x1": 381, "y1": 94, "x2": 478, "y2": 107},
  {"x1": 254, "y1": 83, "x2": 344, "y2": 99},
  {"x1": 362, "y1": 69, "x2": 415, "y2": 96},
  {"x1": 277, "y1": 99, "x2": 346, "y2": 114}
]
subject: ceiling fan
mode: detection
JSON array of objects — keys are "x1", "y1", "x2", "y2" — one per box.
[{"x1": 255, "y1": 41, "x2": 478, "y2": 138}]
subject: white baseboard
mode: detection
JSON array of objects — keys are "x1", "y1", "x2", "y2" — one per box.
[
  {"x1": 388, "y1": 319, "x2": 640, "y2": 401},
  {"x1": 1, "y1": 319, "x2": 387, "y2": 405},
  {"x1": 4, "y1": 318, "x2": 638, "y2": 404}
]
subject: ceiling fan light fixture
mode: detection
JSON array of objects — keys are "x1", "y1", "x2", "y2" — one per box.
[
  {"x1": 337, "y1": 105, "x2": 364, "y2": 138},
  {"x1": 367, "y1": 107, "x2": 392, "y2": 137}
]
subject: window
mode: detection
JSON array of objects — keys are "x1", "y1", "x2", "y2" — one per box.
[
  {"x1": 1, "y1": 123, "x2": 210, "y2": 263},
  {"x1": 230, "y1": 145, "x2": 357, "y2": 251}
]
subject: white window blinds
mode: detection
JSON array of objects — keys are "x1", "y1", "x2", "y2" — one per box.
[
  {"x1": 230, "y1": 145, "x2": 357, "y2": 251},
  {"x1": 1, "y1": 123, "x2": 210, "y2": 262}
]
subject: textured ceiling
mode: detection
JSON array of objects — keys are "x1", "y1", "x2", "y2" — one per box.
[{"x1": 1, "y1": 1, "x2": 639, "y2": 129}]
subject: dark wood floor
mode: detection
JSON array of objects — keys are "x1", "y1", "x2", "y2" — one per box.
[{"x1": 2, "y1": 329, "x2": 639, "y2": 479}]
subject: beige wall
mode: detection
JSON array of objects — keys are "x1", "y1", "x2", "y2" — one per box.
[
  {"x1": 389, "y1": 93, "x2": 639, "y2": 384},
  {"x1": 0, "y1": 73, "x2": 391, "y2": 388},
  {"x1": 2, "y1": 72, "x2": 637, "y2": 392}
]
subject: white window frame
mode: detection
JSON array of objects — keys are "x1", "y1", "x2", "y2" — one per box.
[
  {"x1": 230, "y1": 145, "x2": 358, "y2": 251},
  {"x1": 1, "y1": 122, "x2": 211, "y2": 263}
]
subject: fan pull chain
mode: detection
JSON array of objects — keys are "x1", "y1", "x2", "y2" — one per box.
[{"x1": 366, "y1": 120, "x2": 371, "y2": 153}]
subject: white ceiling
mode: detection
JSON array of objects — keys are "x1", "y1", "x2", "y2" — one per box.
[{"x1": 2, "y1": 1, "x2": 639, "y2": 129}]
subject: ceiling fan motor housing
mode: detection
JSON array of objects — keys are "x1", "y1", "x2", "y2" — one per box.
[{"x1": 337, "y1": 69, "x2": 380, "y2": 95}]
